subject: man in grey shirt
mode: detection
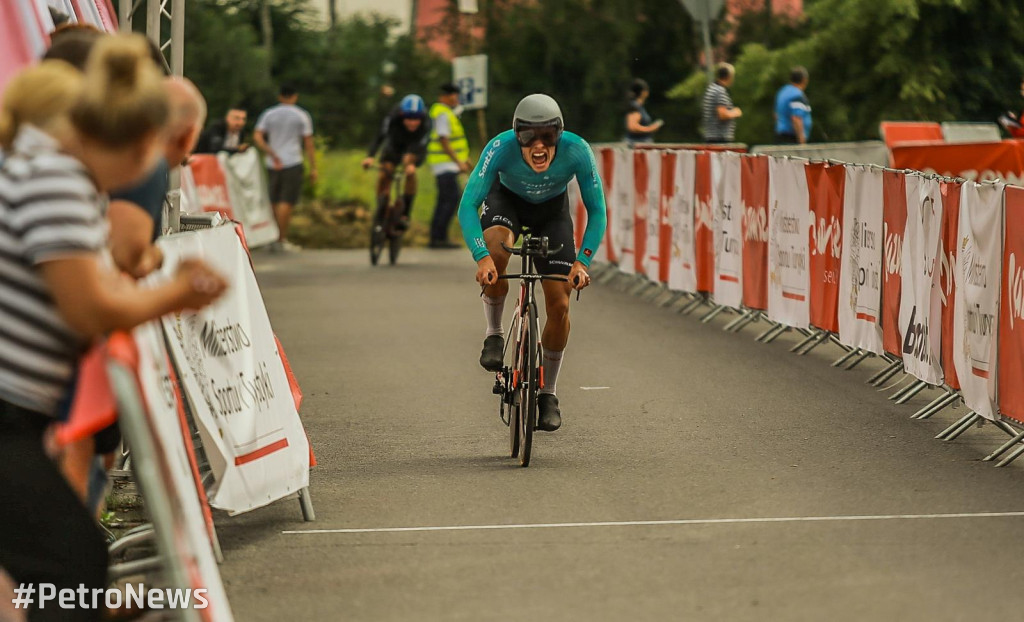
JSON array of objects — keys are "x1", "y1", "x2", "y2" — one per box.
[
  {"x1": 702, "y1": 63, "x2": 742, "y2": 143},
  {"x1": 254, "y1": 85, "x2": 318, "y2": 252}
]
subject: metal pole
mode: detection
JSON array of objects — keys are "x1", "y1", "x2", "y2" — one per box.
[
  {"x1": 146, "y1": 0, "x2": 161, "y2": 49},
  {"x1": 170, "y1": 0, "x2": 185, "y2": 77},
  {"x1": 119, "y1": 0, "x2": 134, "y2": 31}
]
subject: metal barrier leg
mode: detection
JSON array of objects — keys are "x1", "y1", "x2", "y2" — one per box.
[
  {"x1": 832, "y1": 348, "x2": 861, "y2": 368},
  {"x1": 107, "y1": 557, "x2": 164, "y2": 583},
  {"x1": 872, "y1": 364, "x2": 905, "y2": 387},
  {"x1": 595, "y1": 266, "x2": 619, "y2": 285},
  {"x1": 983, "y1": 430, "x2": 1024, "y2": 462},
  {"x1": 790, "y1": 330, "x2": 821, "y2": 353},
  {"x1": 762, "y1": 325, "x2": 790, "y2": 344},
  {"x1": 942, "y1": 412, "x2": 981, "y2": 442},
  {"x1": 299, "y1": 487, "x2": 316, "y2": 522},
  {"x1": 723, "y1": 309, "x2": 750, "y2": 331},
  {"x1": 894, "y1": 380, "x2": 930, "y2": 405},
  {"x1": 911, "y1": 392, "x2": 959, "y2": 420},
  {"x1": 732, "y1": 311, "x2": 762, "y2": 333},
  {"x1": 995, "y1": 443, "x2": 1024, "y2": 468},
  {"x1": 109, "y1": 526, "x2": 155, "y2": 558},
  {"x1": 936, "y1": 412, "x2": 979, "y2": 440},
  {"x1": 755, "y1": 321, "x2": 781, "y2": 342},
  {"x1": 844, "y1": 350, "x2": 874, "y2": 370},
  {"x1": 867, "y1": 359, "x2": 902, "y2": 385},
  {"x1": 678, "y1": 296, "x2": 706, "y2": 315},
  {"x1": 796, "y1": 331, "x2": 830, "y2": 355},
  {"x1": 658, "y1": 291, "x2": 685, "y2": 308},
  {"x1": 890, "y1": 379, "x2": 925, "y2": 402},
  {"x1": 700, "y1": 305, "x2": 728, "y2": 323}
]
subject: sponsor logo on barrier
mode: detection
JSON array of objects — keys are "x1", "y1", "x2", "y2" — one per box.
[
  {"x1": 210, "y1": 360, "x2": 276, "y2": 417},
  {"x1": 742, "y1": 204, "x2": 768, "y2": 242},
  {"x1": 962, "y1": 236, "x2": 988, "y2": 288},
  {"x1": 1010, "y1": 253, "x2": 1024, "y2": 330},
  {"x1": 902, "y1": 306, "x2": 930, "y2": 362},
  {"x1": 811, "y1": 216, "x2": 842, "y2": 258},
  {"x1": 696, "y1": 198, "x2": 713, "y2": 232},
  {"x1": 883, "y1": 222, "x2": 902, "y2": 283},
  {"x1": 196, "y1": 184, "x2": 230, "y2": 208},
  {"x1": 200, "y1": 320, "x2": 252, "y2": 358},
  {"x1": 966, "y1": 303, "x2": 996, "y2": 337}
]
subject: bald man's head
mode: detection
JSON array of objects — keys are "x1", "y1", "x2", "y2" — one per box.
[{"x1": 164, "y1": 77, "x2": 207, "y2": 165}]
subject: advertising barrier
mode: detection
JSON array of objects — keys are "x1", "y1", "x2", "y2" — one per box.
[
  {"x1": 667, "y1": 150, "x2": 698, "y2": 293},
  {"x1": 939, "y1": 181, "x2": 962, "y2": 390},
  {"x1": 712, "y1": 151, "x2": 743, "y2": 308},
  {"x1": 612, "y1": 148, "x2": 635, "y2": 273},
  {"x1": 634, "y1": 150, "x2": 662, "y2": 279},
  {"x1": 953, "y1": 182, "x2": 1004, "y2": 420},
  {"x1": 837, "y1": 165, "x2": 884, "y2": 353},
  {"x1": 219, "y1": 150, "x2": 280, "y2": 248},
  {"x1": 156, "y1": 226, "x2": 311, "y2": 514},
  {"x1": 806, "y1": 162, "x2": 845, "y2": 333},
  {"x1": 695, "y1": 152, "x2": 714, "y2": 293},
  {"x1": 898, "y1": 174, "x2": 944, "y2": 384},
  {"x1": 767, "y1": 157, "x2": 810, "y2": 327},
  {"x1": 999, "y1": 187, "x2": 1024, "y2": 424},
  {"x1": 740, "y1": 155, "x2": 770, "y2": 310},
  {"x1": 882, "y1": 171, "x2": 908, "y2": 356}
]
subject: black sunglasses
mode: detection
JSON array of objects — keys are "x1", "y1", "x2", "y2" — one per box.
[{"x1": 515, "y1": 123, "x2": 562, "y2": 147}]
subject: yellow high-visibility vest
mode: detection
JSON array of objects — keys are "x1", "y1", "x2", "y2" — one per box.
[{"x1": 427, "y1": 102, "x2": 469, "y2": 166}]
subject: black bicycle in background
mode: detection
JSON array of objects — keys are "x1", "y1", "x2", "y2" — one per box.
[
  {"x1": 369, "y1": 168, "x2": 406, "y2": 266},
  {"x1": 491, "y1": 230, "x2": 570, "y2": 467}
]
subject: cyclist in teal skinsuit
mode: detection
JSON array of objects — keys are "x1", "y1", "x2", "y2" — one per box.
[{"x1": 459, "y1": 94, "x2": 607, "y2": 432}]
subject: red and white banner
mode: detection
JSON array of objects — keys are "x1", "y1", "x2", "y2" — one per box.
[
  {"x1": 806, "y1": 162, "x2": 845, "y2": 333},
  {"x1": 633, "y1": 150, "x2": 662, "y2": 279},
  {"x1": 837, "y1": 165, "x2": 884, "y2": 353},
  {"x1": 938, "y1": 181, "x2": 962, "y2": 390},
  {"x1": 220, "y1": 150, "x2": 281, "y2": 248},
  {"x1": 767, "y1": 157, "x2": 810, "y2": 327},
  {"x1": 695, "y1": 153, "x2": 714, "y2": 293},
  {"x1": 740, "y1": 155, "x2": 770, "y2": 310},
  {"x1": 898, "y1": 174, "x2": 944, "y2": 384},
  {"x1": 999, "y1": 187, "x2": 1024, "y2": 424},
  {"x1": 187, "y1": 155, "x2": 236, "y2": 220},
  {"x1": 890, "y1": 141, "x2": 1024, "y2": 186},
  {"x1": 712, "y1": 151, "x2": 743, "y2": 308},
  {"x1": 953, "y1": 182, "x2": 1004, "y2": 420},
  {"x1": 129, "y1": 326, "x2": 234, "y2": 621},
  {"x1": 598, "y1": 147, "x2": 617, "y2": 264},
  {"x1": 612, "y1": 148, "x2": 635, "y2": 273},
  {"x1": 882, "y1": 171, "x2": 908, "y2": 356},
  {"x1": 155, "y1": 226, "x2": 310, "y2": 514},
  {"x1": 667, "y1": 150, "x2": 697, "y2": 293},
  {"x1": 657, "y1": 152, "x2": 673, "y2": 284}
]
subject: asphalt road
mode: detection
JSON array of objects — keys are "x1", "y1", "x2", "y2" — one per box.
[{"x1": 216, "y1": 248, "x2": 1024, "y2": 622}]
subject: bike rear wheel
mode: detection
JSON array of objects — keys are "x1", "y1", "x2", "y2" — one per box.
[
  {"x1": 519, "y1": 301, "x2": 539, "y2": 467},
  {"x1": 369, "y1": 208, "x2": 386, "y2": 266}
]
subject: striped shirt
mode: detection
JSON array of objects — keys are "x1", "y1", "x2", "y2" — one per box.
[
  {"x1": 0, "y1": 125, "x2": 107, "y2": 417},
  {"x1": 702, "y1": 82, "x2": 736, "y2": 142}
]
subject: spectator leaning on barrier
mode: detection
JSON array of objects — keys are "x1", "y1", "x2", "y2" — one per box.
[
  {"x1": 0, "y1": 36, "x2": 226, "y2": 622},
  {"x1": 195, "y1": 105, "x2": 249, "y2": 155},
  {"x1": 774, "y1": 66, "x2": 812, "y2": 144},
  {"x1": 624, "y1": 78, "x2": 664, "y2": 146},
  {"x1": 254, "y1": 85, "x2": 317, "y2": 253},
  {"x1": 427, "y1": 83, "x2": 471, "y2": 249},
  {"x1": 997, "y1": 76, "x2": 1024, "y2": 138},
  {"x1": 702, "y1": 63, "x2": 742, "y2": 143}
]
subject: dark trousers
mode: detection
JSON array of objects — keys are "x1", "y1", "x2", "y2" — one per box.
[
  {"x1": 0, "y1": 402, "x2": 107, "y2": 622},
  {"x1": 430, "y1": 172, "x2": 462, "y2": 243}
]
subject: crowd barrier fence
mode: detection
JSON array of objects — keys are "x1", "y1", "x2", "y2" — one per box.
[{"x1": 573, "y1": 142, "x2": 1024, "y2": 467}]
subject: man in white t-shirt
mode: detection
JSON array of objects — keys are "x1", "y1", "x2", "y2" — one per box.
[
  {"x1": 426, "y1": 83, "x2": 471, "y2": 248},
  {"x1": 254, "y1": 85, "x2": 318, "y2": 252}
]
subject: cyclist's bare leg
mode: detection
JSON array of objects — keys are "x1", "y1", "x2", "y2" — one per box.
[
  {"x1": 375, "y1": 162, "x2": 395, "y2": 218},
  {"x1": 482, "y1": 226, "x2": 514, "y2": 299},
  {"x1": 400, "y1": 153, "x2": 418, "y2": 217},
  {"x1": 541, "y1": 279, "x2": 572, "y2": 351}
]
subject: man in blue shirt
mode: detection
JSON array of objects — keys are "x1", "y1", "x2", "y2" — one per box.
[
  {"x1": 774, "y1": 66, "x2": 812, "y2": 144},
  {"x1": 458, "y1": 94, "x2": 607, "y2": 432}
]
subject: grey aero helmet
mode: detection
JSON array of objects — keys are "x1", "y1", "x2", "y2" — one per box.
[{"x1": 512, "y1": 94, "x2": 564, "y2": 146}]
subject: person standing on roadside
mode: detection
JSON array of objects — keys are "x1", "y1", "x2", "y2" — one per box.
[
  {"x1": 702, "y1": 63, "x2": 742, "y2": 144},
  {"x1": 426, "y1": 83, "x2": 471, "y2": 248},
  {"x1": 195, "y1": 105, "x2": 249, "y2": 155},
  {"x1": 624, "y1": 78, "x2": 663, "y2": 146},
  {"x1": 774, "y1": 66, "x2": 812, "y2": 144},
  {"x1": 253, "y1": 85, "x2": 317, "y2": 252}
]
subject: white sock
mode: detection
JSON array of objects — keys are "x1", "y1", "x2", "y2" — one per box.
[
  {"x1": 483, "y1": 296, "x2": 505, "y2": 337},
  {"x1": 540, "y1": 349, "x2": 564, "y2": 395}
]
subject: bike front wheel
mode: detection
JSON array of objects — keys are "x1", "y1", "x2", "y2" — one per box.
[
  {"x1": 518, "y1": 300, "x2": 539, "y2": 467},
  {"x1": 369, "y1": 213, "x2": 386, "y2": 266}
]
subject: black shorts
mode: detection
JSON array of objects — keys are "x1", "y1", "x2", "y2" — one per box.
[
  {"x1": 480, "y1": 182, "x2": 576, "y2": 276},
  {"x1": 267, "y1": 164, "x2": 304, "y2": 205},
  {"x1": 381, "y1": 141, "x2": 426, "y2": 167}
]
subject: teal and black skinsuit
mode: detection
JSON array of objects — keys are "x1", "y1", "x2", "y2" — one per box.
[{"x1": 458, "y1": 130, "x2": 607, "y2": 274}]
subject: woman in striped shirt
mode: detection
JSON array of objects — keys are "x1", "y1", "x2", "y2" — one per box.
[{"x1": 0, "y1": 35, "x2": 226, "y2": 621}]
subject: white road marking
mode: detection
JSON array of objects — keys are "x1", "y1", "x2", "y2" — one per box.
[
  {"x1": 282, "y1": 511, "x2": 1024, "y2": 535},
  {"x1": 580, "y1": 386, "x2": 611, "y2": 390}
]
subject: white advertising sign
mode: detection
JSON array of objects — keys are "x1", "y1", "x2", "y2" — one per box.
[
  {"x1": 767, "y1": 157, "x2": 810, "y2": 327},
  {"x1": 899, "y1": 174, "x2": 945, "y2": 384},
  {"x1": 712, "y1": 151, "x2": 743, "y2": 308},
  {"x1": 838, "y1": 165, "x2": 885, "y2": 353},
  {"x1": 453, "y1": 54, "x2": 488, "y2": 111},
  {"x1": 219, "y1": 149, "x2": 280, "y2": 248},
  {"x1": 668, "y1": 150, "x2": 697, "y2": 293}
]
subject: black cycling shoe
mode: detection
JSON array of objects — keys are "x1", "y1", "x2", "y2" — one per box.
[
  {"x1": 537, "y1": 394, "x2": 561, "y2": 431},
  {"x1": 479, "y1": 335, "x2": 504, "y2": 371}
]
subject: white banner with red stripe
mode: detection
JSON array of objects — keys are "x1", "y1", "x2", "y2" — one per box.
[
  {"x1": 898, "y1": 174, "x2": 945, "y2": 384},
  {"x1": 635, "y1": 150, "x2": 662, "y2": 279},
  {"x1": 712, "y1": 151, "x2": 743, "y2": 308},
  {"x1": 612, "y1": 148, "x2": 635, "y2": 273},
  {"x1": 156, "y1": 226, "x2": 310, "y2": 514},
  {"x1": 953, "y1": 182, "x2": 1004, "y2": 419},
  {"x1": 219, "y1": 150, "x2": 281, "y2": 248},
  {"x1": 837, "y1": 165, "x2": 885, "y2": 354},
  {"x1": 767, "y1": 157, "x2": 810, "y2": 327},
  {"x1": 667, "y1": 150, "x2": 698, "y2": 293}
]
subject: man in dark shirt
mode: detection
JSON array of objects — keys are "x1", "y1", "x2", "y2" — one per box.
[
  {"x1": 362, "y1": 94, "x2": 432, "y2": 229},
  {"x1": 195, "y1": 106, "x2": 249, "y2": 154}
]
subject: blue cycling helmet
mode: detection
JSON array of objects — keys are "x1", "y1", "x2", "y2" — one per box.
[{"x1": 399, "y1": 94, "x2": 426, "y2": 118}]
